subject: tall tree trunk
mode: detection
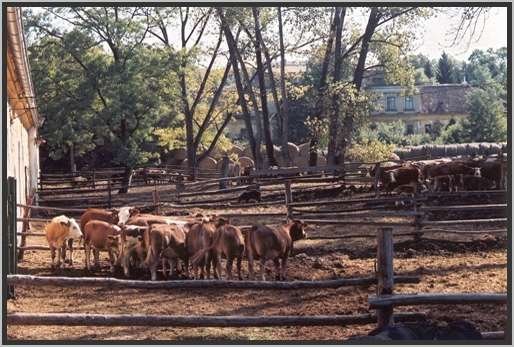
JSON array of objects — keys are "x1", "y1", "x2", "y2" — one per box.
[
  {"x1": 69, "y1": 143, "x2": 76, "y2": 174},
  {"x1": 278, "y1": 7, "x2": 291, "y2": 166},
  {"x1": 338, "y1": 7, "x2": 380, "y2": 165},
  {"x1": 309, "y1": 8, "x2": 338, "y2": 166},
  {"x1": 326, "y1": 7, "x2": 346, "y2": 166},
  {"x1": 252, "y1": 7, "x2": 277, "y2": 167},
  {"x1": 218, "y1": 8, "x2": 262, "y2": 169},
  {"x1": 233, "y1": 39, "x2": 263, "y2": 153}
]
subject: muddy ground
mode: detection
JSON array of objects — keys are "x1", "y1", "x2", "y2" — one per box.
[{"x1": 7, "y1": 191, "x2": 509, "y2": 342}]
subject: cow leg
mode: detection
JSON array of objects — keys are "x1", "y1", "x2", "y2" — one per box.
[
  {"x1": 56, "y1": 246, "x2": 63, "y2": 269},
  {"x1": 183, "y1": 256, "x2": 189, "y2": 279},
  {"x1": 280, "y1": 257, "x2": 288, "y2": 281},
  {"x1": 150, "y1": 259, "x2": 158, "y2": 281},
  {"x1": 93, "y1": 249, "x2": 100, "y2": 268},
  {"x1": 226, "y1": 256, "x2": 234, "y2": 280},
  {"x1": 50, "y1": 247, "x2": 56, "y2": 269},
  {"x1": 161, "y1": 258, "x2": 168, "y2": 279},
  {"x1": 260, "y1": 256, "x2": 267, "y2": 281},
  {"x1": 236, "y1": 255, "x2": 243, "y2": 280},
  {"x1": 273, "y1": 258, "x2": 281, "y2": 281},
  {"x1": 108, "y1": 250, "x2": 116, "y2": 273},
  {"x1": 67, "y1": 239, "x2": 74, "y2": 266},
  {"x1": 247, "y1": 250, "x2": 255, "y2": 281}
]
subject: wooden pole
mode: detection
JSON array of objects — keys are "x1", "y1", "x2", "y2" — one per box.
[
  {"x1": 17, "y1": 194, "x2": 34, "y2": 261},
  {"x1": 373, "y1": 162, "x2": 381, "y2": 198},
  {"x1": 376, "y1": 227, "x2": 394, "y2": 329},
  {"x1": 6, "y1": 274, "x2": 420, "y2": 290},
  {"x1": 284, "y1": 180, "x2": 293, "y2": 220},
  {"x1": 7, "y1": 312, "x2": 426, "y2": 327},
  {"x1": 92, "y1": 168, "x2": 96, "y2": 190},
  {"x1": 219, "y1": 155, "x2": 230, "y2": 190},
  {"x1": 369, "y1": 293, "x2": 508, "y2": 308}
]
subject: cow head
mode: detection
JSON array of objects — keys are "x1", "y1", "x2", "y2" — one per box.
[
  {"x1": 473, "y1": 167, "x2": 481, "y2": 177},
  {"x1": 117, "y1": 207, "x2": 140, "y2": 226},
  {"x1": 215, "y1": 217, "x2": 229, "y2": 228},
  {"x1": 288, "y1": 219, "x2": 307, "y2": 241},
  {"x1": 60, "y1": 217, "x2": 82, "y2": 239}
]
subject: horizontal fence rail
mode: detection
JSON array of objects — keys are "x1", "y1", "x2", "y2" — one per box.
[
  {"x1": 6, "y1": 274, "x2": 420, "y2": 290},
  {"x1": 6, "y1": 312, "x2": 426, "y2": 327},
  {"x1": 368, "y1": 293, "x2": 508, "y2": 308}
]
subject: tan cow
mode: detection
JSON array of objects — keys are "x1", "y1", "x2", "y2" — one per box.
[
  {"x1": 244, "y1": 220, "x2": 307, "y2": 281},
  {"x1": 145, "y1": 223, "x2": 189, "y2": 281},
  {"x1": 45, "y1": 215, "x2": 82, "y2": 269},
  {"x1": 83, "y1": 220, "x2": 121, "y2": 272},
  {"x1": 191, "y1": 218, "x2": 245, "y2": 280},
  {"x1": 186, "y1": 221, "x2": 218, "y2": 279},
  {"x1": 80, "y1": 207, "x2": 139, "y2": 231}
]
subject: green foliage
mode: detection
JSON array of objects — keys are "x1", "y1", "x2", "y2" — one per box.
[
  {"x1": 435, "y1": 120, "x2": 465, "y2": 144},
  {"x1": 461, "y1": 87, "x2": 507, "y2": 142},
  {"x1": 347, "y1": 140, "x2": 395, "y2": 163},
  {"x1": 436, "y1": 52, "x2": 463, "y2": 84}
]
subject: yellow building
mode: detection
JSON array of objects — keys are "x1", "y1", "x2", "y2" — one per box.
[
  {"x1": 6, "y1": 7, "x2": 41, "y2": 229},
  {"x1": 368, "y1": 83, "x2": 472, "y2": 135}
]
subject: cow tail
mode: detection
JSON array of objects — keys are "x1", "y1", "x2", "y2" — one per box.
[{"x1": 191, "y1": 228, "x2": 222, "y2": 266}]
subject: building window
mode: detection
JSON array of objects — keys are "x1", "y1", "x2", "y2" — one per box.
[
  {"x1": 386, "y1": 96, "x2": 397, "y2": 111},
  {"x1": 406, "y1": 124, "x2": 414, "y2": 135},
  {"x1": 425, "y1": 124, "x2": 432, "y2": 134},
  {"x1": 404, "y1": 96, "x2": 414, "y2": 111}
]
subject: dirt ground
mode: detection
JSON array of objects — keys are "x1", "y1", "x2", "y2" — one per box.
[{"x1": 7, "y1": 197, "x2": 508, "y2": 342}]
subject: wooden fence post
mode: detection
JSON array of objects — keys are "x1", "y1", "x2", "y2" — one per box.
[
  {"x1": 284, "y1": 181, "x2": 293, "y2": 220},
  {"x1": 153, "y1": 182, "x2": 160, "y2": 215},
  {"x1": 373, "y1": 162, "x2": 381, "y2": 198},
  {"x1": 92, "y1": 169, "x2": 96, "y2": 190},
  {"x1": 107, "y1": 177, "x2": 112, "y2": 209},
  {"x1": 175, "y1": 174, "x2": 184, "y2": 203},
  {"x1": 6, "y1": 177, "x2": 17, "y2": 299},
  {"x1": 376, "y1": 227, "x2": 394, "y2": 329},
  {"x1": 17, "y1": 194, "x2": 34, "y2": 261},
  {"x1": 220, "y1": 155, "x2": 230, "y2": 190}
]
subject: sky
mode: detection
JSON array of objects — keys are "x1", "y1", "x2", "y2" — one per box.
[
  {"x1": 28, "y1": 6, "x2": 508, "y2": 64},
  {"x1": 414, "y1": 7, "x2": 507, "y2": 60}
]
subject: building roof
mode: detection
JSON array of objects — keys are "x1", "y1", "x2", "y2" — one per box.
[{"x1": 6, "y1": 7, "x2": 40, "y2": 129}]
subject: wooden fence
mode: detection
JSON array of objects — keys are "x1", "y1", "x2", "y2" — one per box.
[{"x1": 6, "y1": 228, "x2": 507, "y2": 340}]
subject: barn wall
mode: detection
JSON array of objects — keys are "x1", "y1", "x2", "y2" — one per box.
[{"x1": 7, "y1": 102, "x2": 39, "y2": 234}]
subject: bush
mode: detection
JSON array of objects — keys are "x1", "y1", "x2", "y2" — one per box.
[{"x1": 347, "y1": 140, "x2": 395, "y2": 163}]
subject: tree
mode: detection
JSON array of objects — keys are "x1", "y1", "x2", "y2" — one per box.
[
  {"x1": 424, "y1": 60, "x2": 434, "y2": 79},
  {"x1": 461, "y1": 87, "x2": 507, "y2": 142},
  {"x1": 28, "y1": 35, "x2": 97, "y2": 172},
  {"x1": 436, "y1": 52, "x2": 462, "y2": 84}
]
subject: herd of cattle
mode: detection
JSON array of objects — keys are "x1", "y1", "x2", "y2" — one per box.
[
  {"x1": 44, "y1": 207, "x2": 308, "y2": 281},
  {"x1": 371, "y1": 155, "x2": 506, "y2": 194}
]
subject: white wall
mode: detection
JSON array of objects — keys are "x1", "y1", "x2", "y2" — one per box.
[{"x1": 7, "y1": 102, "x2": 38, "y2": 236}]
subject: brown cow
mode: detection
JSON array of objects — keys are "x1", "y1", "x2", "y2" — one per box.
[
  {"x1": 381, "y1": 166, "x2": 422, "y2": 194},
  {"x1": 80, "y1": 207, "x2": 139, "y2": 231},
  {"x1": 454, "y1": 175, "x2": 496, "y2": 191},
  {"x1": 83, "y1": 220, "x2": 121, "y2": 272},
  {"x1": 244, "y1": 220, "x2": 307, "y2": 281},
  {"x1": 186, "y1": 221, "x2": 218, "y2": 279},
  {"x1": 425, "y1": 163, "x2": 480, "y2": 192},
  {"x1": 145, "y1": 223, "x2": 188, "y2": 281},
  {"x1": 476, "y1": 160, "x2": 505, "y2": 189},
  {"x1": 116, "y1": 224, "x2": 148, "y2": 277},
  {"x1": 191, "y1": 218, "x2": 245, "y2": 280}
]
